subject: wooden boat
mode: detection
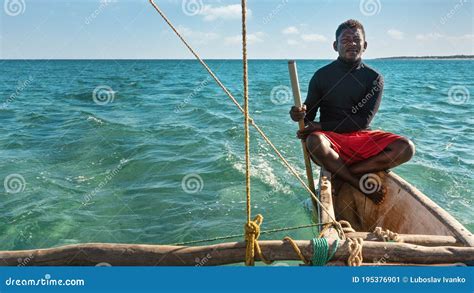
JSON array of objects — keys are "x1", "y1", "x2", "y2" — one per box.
[
  {"x1": 326, "y1": 169, "x2": 473, "y2": 246},
  {"x1": 316, "y1": 168, "x2": 474, "y2": 266}
]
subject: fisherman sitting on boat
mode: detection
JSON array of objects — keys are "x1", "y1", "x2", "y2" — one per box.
[{"x1": 290, "y1": 19, "x2": 415, "y2": 205}]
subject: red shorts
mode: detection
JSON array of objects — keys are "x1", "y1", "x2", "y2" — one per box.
[{"x1": 314, "y1": 130, "x2": 403, "y2": 165}]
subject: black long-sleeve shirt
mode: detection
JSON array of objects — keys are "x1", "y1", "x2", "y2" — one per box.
[{"x1": 304, "y1": 57, "x2": 384, "y2": 133}]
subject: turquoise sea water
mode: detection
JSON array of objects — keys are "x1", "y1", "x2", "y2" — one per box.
[{"x1": 0, "y1": 60, "x2": 472, "y2": 253}]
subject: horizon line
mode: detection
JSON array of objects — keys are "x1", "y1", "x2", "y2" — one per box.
[{"x1": 1, "y1": 55, "x2": 473, "y2": 61}]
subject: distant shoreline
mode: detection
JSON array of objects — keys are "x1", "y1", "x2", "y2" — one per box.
[{"x1": 377, "y1": 55, "x2": 474, "y2": 60}]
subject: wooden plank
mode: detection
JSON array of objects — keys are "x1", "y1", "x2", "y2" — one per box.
[{"x1": 1, "y1": 240, "x2": 473, "y2": 266}]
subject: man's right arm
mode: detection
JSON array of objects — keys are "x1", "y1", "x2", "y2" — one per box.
[
  {"x1": 303, "y1": 73, "x2": 321, "y2": 124},
  {"x1": 290, "y1": 73, "x2": 323, "y2": 139},
  {"x1": 289, "y1": 73, "x2": 321, "y2": 122}
]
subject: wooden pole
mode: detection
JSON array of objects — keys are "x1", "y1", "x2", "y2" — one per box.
[
  {"x1": 288, "y1": 60, "x2": 317, "y2": 210},
  {"x1": 1, "y1": 240, "x2": 473, "y2": 266}
]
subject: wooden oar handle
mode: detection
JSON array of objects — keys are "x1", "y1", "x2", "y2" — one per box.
[
  {"x1": 288, "y1": 60, "x2": 317, "y2": 208},
  {"x1": 288, "y1": 60, "x2": 306, "y2": 132}
]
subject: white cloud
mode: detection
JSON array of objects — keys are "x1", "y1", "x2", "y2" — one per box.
[
  {"x1": 387, "y1": 29, "x2": 404, "y2": 40},
  {"x1": 287, "y1": 39, "x2": 298, "y2": 46},
  {"x1": 415, "y1": 33, "x2": 474, "y2": 44},
  {"x1": 199, "y1": 4, "x2": 252, "y2": 21},
  {"x1": 282, "y1": 26, "x2": 299, "y2": 35},
  {"x1": 177, "y1": 25, "x2": 219, "y2": 44},
  {"x1": 301, "y1": 34, "x2": 327, "y2": 42},
  {"x1": 450, "y1": 34, "x2": 474, "y2": 41},
  {"x1": 225, "y1": 32, "x2": 264, "y2": 45},
  {"x1": 415, "y1": 33, "x2": 444, "y2": 41}
]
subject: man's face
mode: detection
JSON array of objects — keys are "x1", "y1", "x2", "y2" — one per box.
[{"x1": 333, "y1": 28, "x2": 367, "y2": 62}]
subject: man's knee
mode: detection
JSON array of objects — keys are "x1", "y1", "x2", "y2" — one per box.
[
  {"x1": 396, "y1": 138, "x2": 415, "y2": 161},
  {"x1": 306, "y1": 133, "x2": 328, "y2": 155}
]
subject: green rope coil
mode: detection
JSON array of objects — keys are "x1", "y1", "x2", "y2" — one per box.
[{"x1": 311, "y1": 238, "x2": 339, "y2": 266}]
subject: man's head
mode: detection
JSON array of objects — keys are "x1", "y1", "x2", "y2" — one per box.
[{"x1": 333, "y1": 19, "x2": 367, "y2": 62}]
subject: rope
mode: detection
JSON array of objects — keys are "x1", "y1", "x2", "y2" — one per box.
[
  {"x1": 283, "y1": 237, "x2": 311, "y2": 265},
  {"x1": 244, "y1": 214, "x2": 273, "y2": 265},
  {"x1": 281, "y1": 237, "x2": 339, "y2": 266},
  {"x1": 373, "y1": 227, "x2": 402, "y2": 242},
  {"x1": 347, "y1": 238, "x2": 363, "y2": 266},
  {"x1": 169, "y1": 222, "x2": 328, "y2": 246},
  {"x1": 241, "y1": 0, "x2": 258, "y2": 266},
  {"x1": 148, "y1": 0, "x2": 342, "y2": 231},
  {"x1": 319, "y1": 221, "x2": 347, "y2": 240},
  {"x1": 242, "y1": 0, "x2": 251, "y2": 225},
  {"x1": 339, "y1": 220, "x2": 356, "y2": 234},
  {"x1": 311, "y1": 238, "x2": 339, "y2": 266}
]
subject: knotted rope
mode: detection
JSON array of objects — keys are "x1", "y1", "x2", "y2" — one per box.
[
  {"x1": 244, "y1": 215, "x2": 272, "y2": 266},
  {"x1": 319, "y1": 221, "x2": 349, "y2": 240},
  {"x1": 339, "y1": 220, "x2": 356, "y2": 234},
  {"x1": 373, "y1": 227, "x2": 402, "y2": 242},
  {"x1": 347, "y1": 237, "x2": 364, "y2": 266}
]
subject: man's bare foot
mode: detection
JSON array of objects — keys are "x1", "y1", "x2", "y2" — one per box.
[
  {"x1": 363, "y1": 185, "x2": 387, "y2": 205},
  {"x1": 358, "y1": 173, "x2": 387, "y2": 205}
]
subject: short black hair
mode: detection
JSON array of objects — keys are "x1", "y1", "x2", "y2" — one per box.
[{"x1": 335, "y1": 19, "x2": 366, "y2": 40}]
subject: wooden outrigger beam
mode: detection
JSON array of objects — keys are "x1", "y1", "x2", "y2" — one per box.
[{"x1": 1, "y1": 240, "x2": 473, "y2": 266}]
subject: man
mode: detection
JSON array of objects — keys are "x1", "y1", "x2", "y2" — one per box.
[{"x1": 289, "y1": 19, "x2": 415, "y2": 205}]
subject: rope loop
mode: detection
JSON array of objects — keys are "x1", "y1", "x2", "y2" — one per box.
[
  {"x1": 339, "y1": 220, "x2": 356, "y2": 234},
  {"x1": 244, "y1": 214, "x2": 272, "y2": 266},
  {"x1": 319, "y1": 221, "x2": 348, "y2": 240},
  {"x1": 283, "y1": 237, "x2": 310, "y2": 265},
  {"x1": 373, "y1": 227, "x2": 402, "y2": 242},
  {"x1": 347, "y1": 238, "x2": 363, "y2": 266}
]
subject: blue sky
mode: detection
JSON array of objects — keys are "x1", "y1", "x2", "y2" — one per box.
[{"x1": 1, "y1": 0, "x2": 473, "y2": 59}]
